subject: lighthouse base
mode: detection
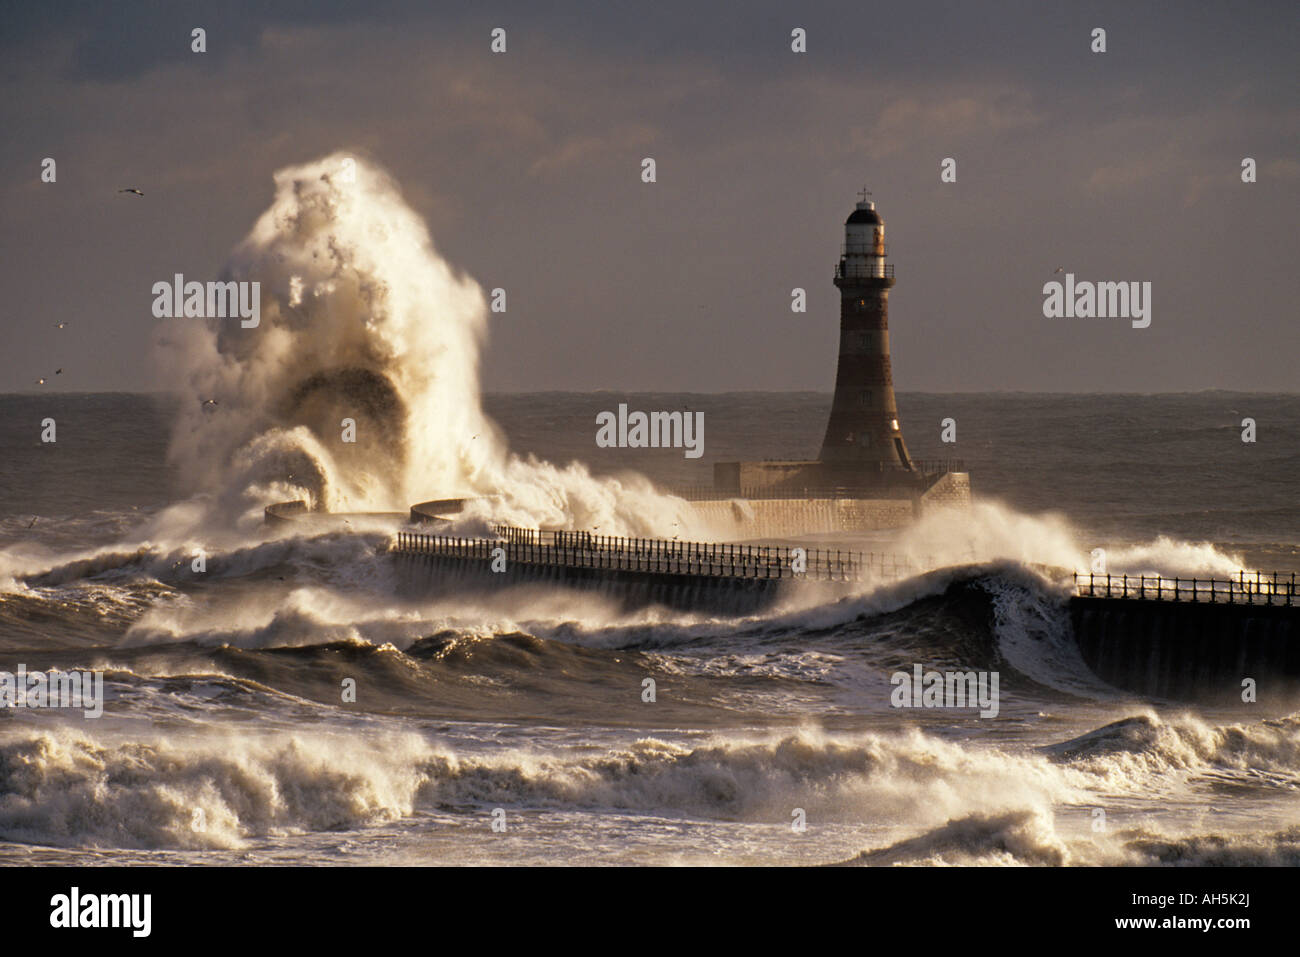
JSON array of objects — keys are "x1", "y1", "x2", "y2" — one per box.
[{"x1": 679, "y1": 463, "x2": 971, "y2": 537}]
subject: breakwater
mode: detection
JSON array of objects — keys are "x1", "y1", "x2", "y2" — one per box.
[
  {"x1": 1069, "y1": 571, "x2": 1300, "y2": 700},
  {"x1": 389, "y1": 526, "x2": 918, "y2": 613},
  {"x1": 388, "y1": 525, "x2": 1300, "y2": 700}
]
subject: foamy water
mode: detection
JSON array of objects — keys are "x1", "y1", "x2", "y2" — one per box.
[
  {"x1": 153, "y1": 153, "x2": 700, "y2": 538},
  {"x1": 1, "y1": 154, "x2": 1297, "y2": 866}
]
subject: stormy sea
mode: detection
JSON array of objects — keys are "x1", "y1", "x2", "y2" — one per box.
[
  {"x1": 1, "y1": 157, "x2": 1297, "y2": 867},
  {"x1": 3, "y1": 388, "x2": 1297, "y2": 866}
]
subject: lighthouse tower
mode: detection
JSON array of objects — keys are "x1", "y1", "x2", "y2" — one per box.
[
  {"x1": 818, "y1": 195, "x2": 913, "y2": 474},
  {"x1": 708, "y1": 193, "x2": 969, "y2": 520}
]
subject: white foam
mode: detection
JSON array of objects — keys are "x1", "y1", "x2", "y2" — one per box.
[{"x1": 152, "y1": 153, "x2": 700, "y2": 539}]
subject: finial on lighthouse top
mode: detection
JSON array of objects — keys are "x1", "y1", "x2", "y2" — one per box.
[{"x1": 846, "y1": 188, "x2": 881, "y2": 224}]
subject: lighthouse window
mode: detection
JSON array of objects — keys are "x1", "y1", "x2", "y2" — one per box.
[
  {"x1": 858, "y1": 432, "x2": 871, "y2": 448},
  {"x1": 854, "y1": 298, "x2": 867, "y2": 312},
  {"x1": 858, "y1": 390, "x2": 873, "y2": 406}
]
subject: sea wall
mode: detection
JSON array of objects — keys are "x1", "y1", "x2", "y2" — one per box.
[
  {"x1": 689, "y1": 497, "x2": 914, "y2": 537},
  {"x1": 1070, "y1": 596, "x2": 1300, "y2": 699},
  {"x1": 918, "y1": 471, "x2": 971, "y2": 512},
  {"x1": 410, "y1": 498, "x2": 471, "y2": 525},
  {"x1": 391, "y1": 550, "x2": 802, "y2": 614},
  {"x1": 264, "y1": 500, "x2": 309, "y2": 525},
  {"x1": 686, "y1": 469, "x2": 969, "y2": 536}
]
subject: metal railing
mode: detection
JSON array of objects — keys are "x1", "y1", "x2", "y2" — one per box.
[
  {"x1": 909, "y1": 459, "x2": 967, "y2": 474},
  {"x1": 1073, "y1": 571, "x2": 1299, "y2": 606},
  {"x1": 835, "y1": 261, "x2": 895, "y2": 280},
  {"x1": 841, "y1": 242, "x2": 888, "y2": 256},
  {"x1": 392, "y1": 526, "x2": 928, "y2": 584}
]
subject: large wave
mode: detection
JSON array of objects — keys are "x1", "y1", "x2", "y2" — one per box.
[
  {"x1": 154, "y1": 152, "x2": 697, "y2": 537},
  {"x1": 4, "y1": 714, "x2": 1296, "y2": 861}
]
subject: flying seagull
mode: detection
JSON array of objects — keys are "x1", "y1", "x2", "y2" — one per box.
[
  {"x1": 1053, "y1": 266, "x2": 1065, "y2": 274},
  {"x1": 27, "y1": 517, "x2": 37, "y2": 529},
  {"x1": 118, "y1": 188, "x2": 144, "y2": 196},
  {"x1": 55, "y1": 322, "x2": 67, "y2": 329},
  {"x1": 55, "y1": 368, "x2": 63, "y2": 375},
  {"x1": 36, "y1": 377, "x2": 45, "y2": 385},
  {"x1": 201, "y1": 398, "x2": 218, "y2": 407}
]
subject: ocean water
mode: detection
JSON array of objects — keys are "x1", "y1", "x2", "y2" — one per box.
[{"x1": 1, "y1": 389, "x2": 1298, "y2": 867}]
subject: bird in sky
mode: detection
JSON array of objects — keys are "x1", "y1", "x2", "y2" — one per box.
[
  {"x1": 201, "y1": 398, "x2": 218, "y2": 408},
  {"x1": 55, "y1": 368, "x2": 63, "y2": 375},
  {"x1": 36, "y1": 377, "x2": 45, "y2": 385},
  {"x1": 55, "y1": 322, "x2": 67, "y2": 329},
  {"x1": 1053, "y1": 266, "x2": 1065, "y2": 274},
  {"x1": 118, "y1": 188, "x2": 144, "y2": 196},
  {"x1": 27, "y1": 517, "x2": 37, "y2": 529}
]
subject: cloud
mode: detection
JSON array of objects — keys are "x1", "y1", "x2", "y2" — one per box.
[
  {"x1": 849, "y1": 87, "x2": 1043, "y2": 160},
  {"x1": 528, "y1": 124, "x2": 659, "y2": 177},
  {"x1": 2, "y1": 5, "x2": 1297, "y2": 393},
  {"x1": 1262, "y1": 158, "x2": 1300, "y2": 180}
]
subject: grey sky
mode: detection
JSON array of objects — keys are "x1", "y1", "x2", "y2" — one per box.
[{"x1": 2, "y1": 0, "x2": 1297, "y2": 393}]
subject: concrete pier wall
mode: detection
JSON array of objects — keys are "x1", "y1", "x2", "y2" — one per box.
[
  {"x1": 391, "y1": 550, "x2": 801, "y2": 614},
  {"x1": 410, "y1": 498, "x2": 471, "y2": 525},
  {"x1": 1070, "y1": 596, "x2": 1300, "y2": 699},
  {"x1": 918, "y1": 471, "x2": 972, "y2": 511},
  {"x1": 264, "y1": 500, "x2": 309, "y2": 526},
  {"x1": 684, "y1": 470, "x2": 970, "y2": 537},
  {"x1": 689, "y1": 496, "x2": 914, "y2": 537}
]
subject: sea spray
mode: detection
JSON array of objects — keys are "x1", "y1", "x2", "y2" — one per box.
[
  {"x1": 155, "y1": 152, "x2": 698, "y2": 537},
  {"x1": 890, "y1": 499, "x2": 1247, "y2": 579}
]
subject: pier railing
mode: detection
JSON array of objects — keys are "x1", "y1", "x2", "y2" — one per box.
[
  {"x1": 909, "y1": 459, "x2": 967, "y2": 475},
  {"x1": 393, "y1": 526, "x2": 926, "y2": 583},
  {"x1": 1073, "y1": 571, "x2": 1299, "y2": 607}
]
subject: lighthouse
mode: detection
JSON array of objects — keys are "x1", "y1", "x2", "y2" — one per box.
[
  {"x1": 818, "y1": 194, "x2": 913, "y2": 473},
  {"x1": 704, "y1": 194, "x2": 968, "y2": 528}
]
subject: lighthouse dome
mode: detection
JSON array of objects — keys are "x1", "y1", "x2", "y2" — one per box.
[{"x1": 846, "y1": 202, "x2": 881, "y2": 225}]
